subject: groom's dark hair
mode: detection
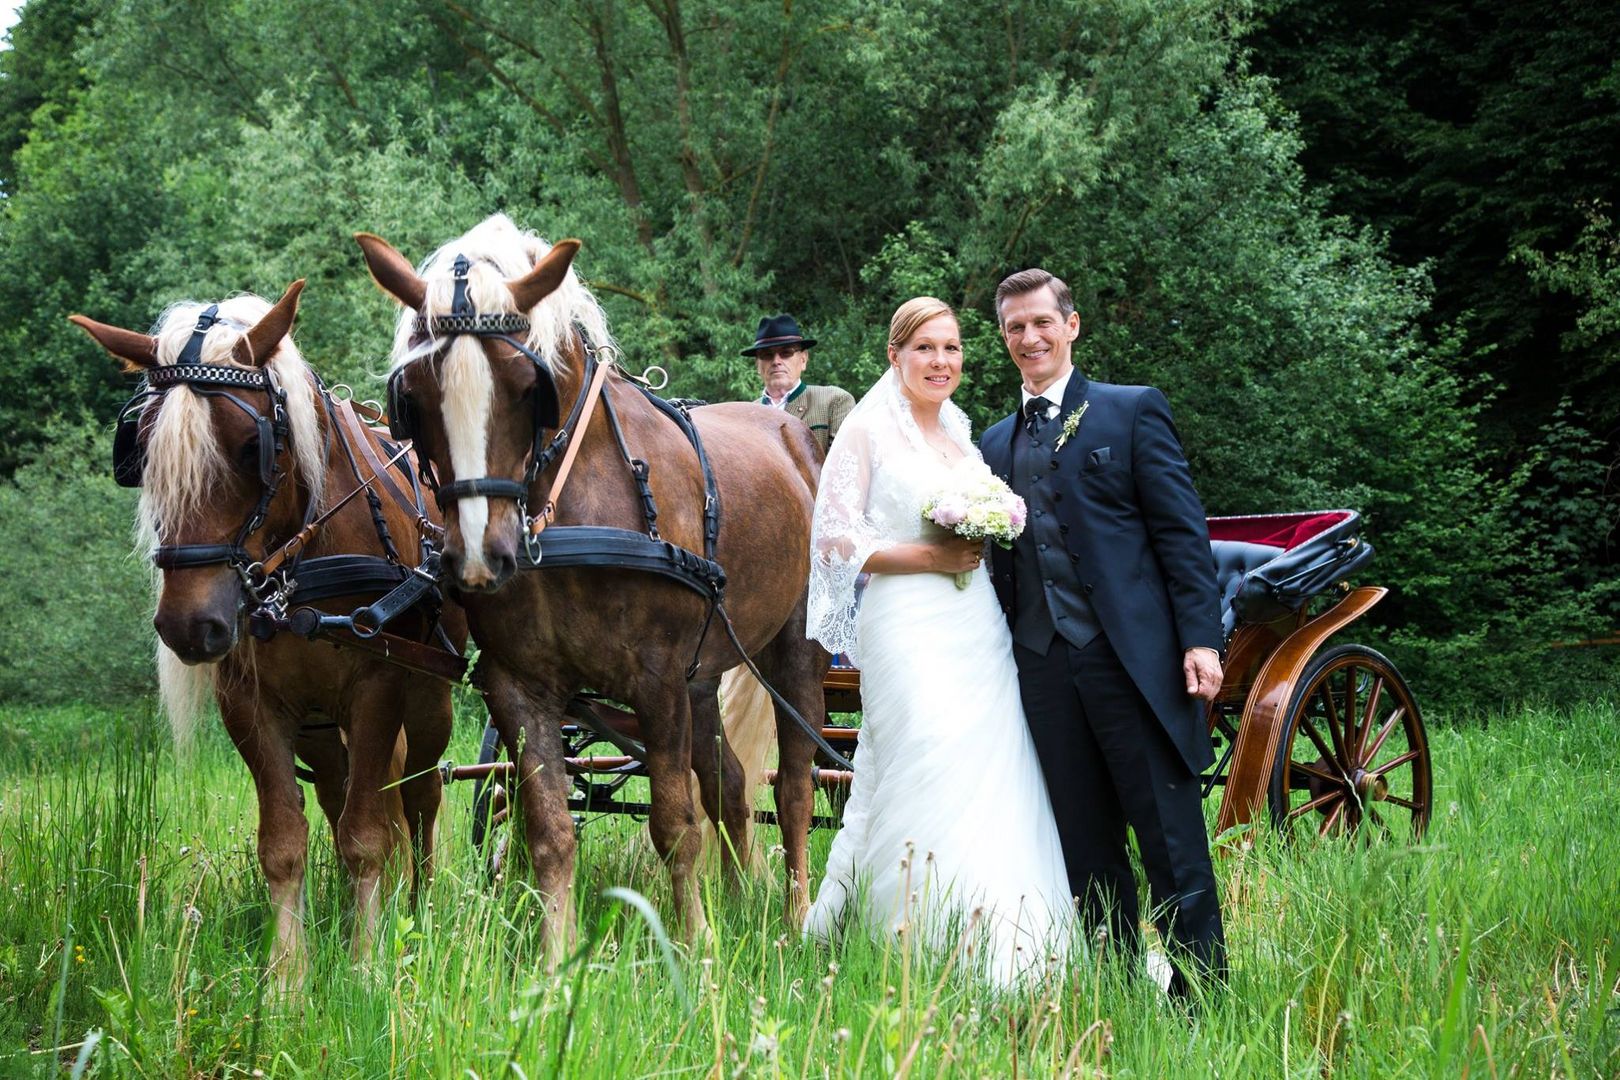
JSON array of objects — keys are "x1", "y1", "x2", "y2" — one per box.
[{"x1": 994, "y1": 268, "x2": 1075, "y2": 326}]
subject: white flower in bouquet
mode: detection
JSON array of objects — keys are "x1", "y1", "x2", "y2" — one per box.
[{"x1": 921, "y1": 463, "x2": 1028, "y2": 588}]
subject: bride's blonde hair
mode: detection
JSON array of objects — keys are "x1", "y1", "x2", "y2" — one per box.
[{"x1": 887, "y1": 296, "x2": 957, "y2": 352}]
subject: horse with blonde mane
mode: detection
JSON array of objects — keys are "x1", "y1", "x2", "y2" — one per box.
[
  {"x1": 356, "y1": 214, "x2": 828, "y2": 958},
  {"x1": 72, "y1": 285, "x2": 465, "y2": 987}
]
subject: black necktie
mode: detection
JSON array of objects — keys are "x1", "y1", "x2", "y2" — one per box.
[{"x1": 1024, "y1": 396, "x2": 1054, "y2": 437}]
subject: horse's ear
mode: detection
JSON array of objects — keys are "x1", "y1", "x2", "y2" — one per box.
[
  {"x1": 233, "y1": 279, "x2": 305, "y2": 367},
  {"x1": 68, "y1": 314, "x2": 160, "y2": 372},
  {"x1": 507, "y1": 238, "x2": 581, "y2": 313},
  {"x1": 355, "y1": 232, "x2": 427, "y2": 311}
]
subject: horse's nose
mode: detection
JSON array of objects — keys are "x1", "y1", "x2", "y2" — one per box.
[
  {"x1": 485, "y1": 549, "x2": 517, "y2": 589},
  {"x1": 442, "y1": 545, "x2": 504, "y2": 593},
  {"x1": 154, "y1": 611, "x2": 235, "y2": 663}
]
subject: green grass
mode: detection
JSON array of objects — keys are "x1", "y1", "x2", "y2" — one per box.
[{"x1": 1, "y1": 699, "x2": 1616, "y2": 1077}]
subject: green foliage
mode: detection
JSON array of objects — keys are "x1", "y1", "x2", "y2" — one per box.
[
  {"x1": 1, "y1": 699, "x2": 1616, "y2": 1075},
  {"x1": 0, "y1": 421, "x2": 154, "y2": 705},
  {"x1": 0, "y1": 0, "x2": 1613, "y2": 711}
]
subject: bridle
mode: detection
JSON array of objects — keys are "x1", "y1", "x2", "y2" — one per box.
[
  {"x1": 114, "y1": 304, "x2": 304, "y2": 597},
  {"x1": 386, "y1": 255, "x2": 568, "y2": 512}
]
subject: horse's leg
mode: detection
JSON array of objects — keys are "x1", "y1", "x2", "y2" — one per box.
[
  {"x1": 336, "y1": 678, "x2": 412, "y2": 963},
  {"x1": 294, "y1": 724, "x2": 352, "y2": 894},
  {"x1": 399, "y1": 678, "x2": 453, "y2": 906},
  {"x1": 756, "y1": 601, "x2": 829, "y2": 929},
  {"x1": 481, "y1": 665, "x2": 578, "y2": 968},
  {"x1": 687, "y1": 677, "x2": 751, "y2": 886},
  {"x1": 293, "y1": 721, "x2": 346, "y2": 821},
  {"x1": 223, "y1": 700, "x2": 309, "y2": 990},
  {"x1": 639, "y1": 682, "x2": 708, "y2": 943}
]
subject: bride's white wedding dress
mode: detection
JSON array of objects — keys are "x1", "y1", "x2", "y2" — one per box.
[{"x1": 803, "y1": 370, "x2": 1073, "y2": 986}]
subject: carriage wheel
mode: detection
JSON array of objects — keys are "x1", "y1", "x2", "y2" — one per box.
[{"x1": 1267, "y1": 644, "x2": 1431, "y2": 839}]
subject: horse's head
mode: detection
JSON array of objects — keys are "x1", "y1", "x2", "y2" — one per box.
[
  {"x1": 357, "y1": 215, "x2": 606, "y2": 594},
  {"x1": 71, "y1": 282, "x2": 324, "y2": 663}
]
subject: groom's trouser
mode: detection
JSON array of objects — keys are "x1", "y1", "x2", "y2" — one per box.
[{"x1": 1014, "y1": 633, "x2": 1226, "y2": 990}]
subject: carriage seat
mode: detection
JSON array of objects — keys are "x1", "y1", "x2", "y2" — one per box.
[
  {"x1": 1206, "y1": 511, "x2": 1372, "y2": 639},
  {"x1": 1210, "y1": 541, "x2": 1284, "y2": 636}
]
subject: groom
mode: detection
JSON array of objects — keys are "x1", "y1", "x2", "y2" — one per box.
[{"x1": 981, "y1": 268, "x2": 1227, "y2": 995}]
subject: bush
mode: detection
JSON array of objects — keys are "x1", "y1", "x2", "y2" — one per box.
[{"x1": 0, "y1": 421, "x2": 154, "y2": 704}]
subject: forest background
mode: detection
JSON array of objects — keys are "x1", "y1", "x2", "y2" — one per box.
[{"x1": 0, "y1": 0, "x2": 1614, "y2": 713}]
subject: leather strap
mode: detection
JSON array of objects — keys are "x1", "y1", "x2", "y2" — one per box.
[
  {"x1": 302, "y1": 621, "x2": 468, "y2": 682},
  {"x1": 335, "y1": 398, "x2": 425, "y2": 524},
  {"x1": 528, "y1": 357, "x2": 614, "y2": 539},
  {"x1": 258, "y1": 440, "x2": 414, "y2": 578}
]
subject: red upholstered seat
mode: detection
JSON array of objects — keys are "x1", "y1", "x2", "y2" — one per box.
[{"x1": 1205, "y1": 511, "x2": 1353, "y2": 551}]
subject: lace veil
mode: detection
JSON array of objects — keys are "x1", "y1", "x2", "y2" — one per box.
[{"x1": 806, "y1": 369, "x2": 976, "y2": 662}]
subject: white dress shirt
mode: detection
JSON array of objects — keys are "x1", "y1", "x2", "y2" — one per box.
[
  {"x1": 1020, "y1": 369, "x2": 1071, "y2": 422},
  {"x1": 761, "y1": 381, "x2": 803, "y2": 409}
]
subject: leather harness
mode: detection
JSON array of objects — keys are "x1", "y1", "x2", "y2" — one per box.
[
  {"x1": 112, "y1": 316, "x2": 467, "y2": 684},
  {"x1": 394, "y1": 254, "x2": 852, "y2": 769}
]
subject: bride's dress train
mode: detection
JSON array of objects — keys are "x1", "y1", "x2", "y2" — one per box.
[{"x1": 802, "y1": 371, "x2": 1074, "y2": 986}]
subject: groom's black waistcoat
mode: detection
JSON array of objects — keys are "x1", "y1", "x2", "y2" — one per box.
[
  {"x1": 1012, "y1": 423, "x2": 1104, "y2": 653},
  {"x1": 983, "y1": 373, "x2": 1222, "y2": 774}
]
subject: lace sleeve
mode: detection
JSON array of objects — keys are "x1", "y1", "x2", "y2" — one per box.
[{"x1": 806, "y1": 421, "x2": 885, "y2": 662}]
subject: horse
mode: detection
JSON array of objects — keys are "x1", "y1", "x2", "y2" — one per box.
[
  {"x1": 71, "y1": 285, "x2": 466, "y2": 986},
  {"x1": 354, "y1": 214, "x2": 828, "y2": 958}
]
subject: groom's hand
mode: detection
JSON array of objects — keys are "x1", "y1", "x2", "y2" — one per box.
[{"x1": 1183, "y1": 647, "x2": 1222, "y2": 702}]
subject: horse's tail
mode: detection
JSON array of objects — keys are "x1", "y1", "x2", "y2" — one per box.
[
  {"x1": 157, "y1": 644, "x2": 217, "y2": 748},
  {"x1": 779, "y1": 419, "x2": 823, "y2": 496}
]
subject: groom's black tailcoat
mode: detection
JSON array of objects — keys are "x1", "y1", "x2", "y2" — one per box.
[{"x1": 982, "y1": 371, "x2": 1226, "y2": 989}]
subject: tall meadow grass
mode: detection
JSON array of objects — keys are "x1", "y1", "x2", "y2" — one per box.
[{"x1": 0, "y1": 700, "x2": 1615, "y2": 1076}]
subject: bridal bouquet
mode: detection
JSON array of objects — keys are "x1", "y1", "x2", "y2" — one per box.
[{"x1": 921, "y1": 463, "x2": 1028, "y2": 589}]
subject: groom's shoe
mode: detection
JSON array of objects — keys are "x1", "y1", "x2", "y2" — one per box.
[{"x1": 1163, "y1": 951, "x2": 1227, "y2": 1011}]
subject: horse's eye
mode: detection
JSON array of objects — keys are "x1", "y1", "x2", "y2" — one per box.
[{"x1": 237, "y1": 437, "x2": 261, "y2": 469}]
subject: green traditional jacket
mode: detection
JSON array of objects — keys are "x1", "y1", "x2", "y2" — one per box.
[{"x1": 759, "y1": 381, "x2": 856, "y2": 456}]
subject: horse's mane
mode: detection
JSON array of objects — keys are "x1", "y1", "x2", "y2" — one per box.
[{"x1": 140, "y1": 293, "x2": 326, "y2": 743}]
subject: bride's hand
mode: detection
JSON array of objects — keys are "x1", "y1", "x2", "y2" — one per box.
[{"x1": 932, "y1": 536, "x2": 985, "y2": 575}]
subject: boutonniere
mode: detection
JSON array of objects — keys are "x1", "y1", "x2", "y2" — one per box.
[{"x1": 1054, "y1": 400, "x2": 1090, "y2": 450}]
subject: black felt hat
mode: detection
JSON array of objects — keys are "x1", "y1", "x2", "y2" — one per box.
[{"x1": 741, "y1": 313, "x2": 817, "y2": 356}]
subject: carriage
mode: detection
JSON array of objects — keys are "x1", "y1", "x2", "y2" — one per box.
[{"x1": 449, "y1": 506, "x2": 1433, "y2": 852}]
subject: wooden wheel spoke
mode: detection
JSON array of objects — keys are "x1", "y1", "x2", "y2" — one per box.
[
  {"x1": 1341, "y1": 670, "x2": 1358, "y2": 761},
  {"x1": 1289, "y1": 760, "x2": 1341, "y2": 788},
  {"x1": 1382, "y1": 794, "x2": 1425, "y2": 812},
  {"x1": 1297, "y1": 715, "x2": 1341, "y2": 772},
  {"x1": 1369, "y1": 748, "x2": 1423, "y2": 778},
  {"x1": 1318, "y1": 799, "x2": 1346, "y2": 837},
  {"x1": 1286, "y1": 787, "x2": 1344, "y2": 822},
  {"x1": 1317, "y1": 680, "x2": 1348, "y2": 765},
  {"x1": 1361, "y1": 706, "x2": 1406, "y2": 765},
  {"x1": 1353, "y1": 676, "x2": 1385, "y2": 761}
]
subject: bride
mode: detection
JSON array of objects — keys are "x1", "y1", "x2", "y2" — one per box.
[{"x1": 802, "y1": 297, "x2": 1074, "y2": 986}]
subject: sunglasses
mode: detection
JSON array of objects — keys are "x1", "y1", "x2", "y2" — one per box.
[{"x1": 755, "y1": 346, "x2": 803, "y2": 362}]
